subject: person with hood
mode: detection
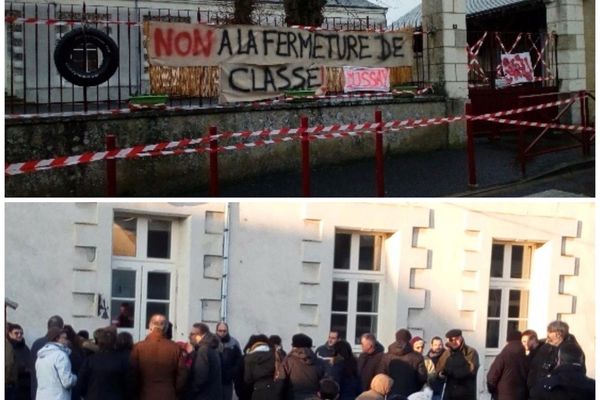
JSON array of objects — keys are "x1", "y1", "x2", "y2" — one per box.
[
  {"x1": 329, "y1": 340, "x2": 361, "y2": 400},
  {"x1": 244, "y1": 334, "x2": 281, "y2": 399},
  {"x1": 435, "y1": 329, "x2": 479, "y2": 400},
  {"x1": 356, "y1": 373, "x2": 396, "y2": 400},
  {"x1": 281, "y1": 333, "x2": 327, "y2": 400},
  {"x1": 486, "y1": 330, "x2": 527, "y2": 400},
  {"x1": 35, "y1": 327, "x2": 77, "y2": 400},
  {"x1": 130, "y1": 314, "x2": 187, "y2": 400},
  {"x1": 30, "y1": 315, "x2": 64, "y2": 400},
  {"x1": 216, "y1": 322, "x2": 242, "y2": 400},
  {"x1": 382, "y1": 329, "x2": 427, "y2": 397},
  {"x1": 357, "y1": 333, "x2": 385, "y2": 392},
  {"x1": 527, "y1": 321, "x2": 585, "y2": 397},
  {"x1": 186, "y1": 323, "x2": 223, "y2": 400},
  {"x1": 234, "y1": 336, "x2": 259, "y2": 400},
  {"x1": 76, "y1": 327, "x2": 132, "y2": 400},
  {"x1": 529, "y1": 342, "x2": 595, "y2": 400},
  {"x1": 7, "y1": 323, "x2": 32, "y2": 400}
]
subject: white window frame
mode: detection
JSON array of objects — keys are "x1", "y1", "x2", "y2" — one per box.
[
  {"x1": 486, "y1": 242, "x2": 533, "y2": 354},
  {"x1": 331, "y1": 230, "x2": 386, "y2": 349},
  {"x1": 111, "y1": 213, "x2": 178, "y2": 341}
]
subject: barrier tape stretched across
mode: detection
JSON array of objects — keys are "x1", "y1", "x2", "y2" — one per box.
[
  {"x1": 5, "y1": 94, "x2": 593, "y2": 176},
  {"x1": 5, "y1": 89, "x2": 432, "y2": 121}
]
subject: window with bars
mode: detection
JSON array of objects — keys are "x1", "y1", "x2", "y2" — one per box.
[
  {"x1": 486, "y1": 242, "x2": 532, "y2": 349},
  {"x1": 330, "y1": 231, "x2": 385, "y2": 345}
]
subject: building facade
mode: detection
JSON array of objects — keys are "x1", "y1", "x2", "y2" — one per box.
[{"x1": 4, "y1": 201, "x2": 595, "y2": 399}]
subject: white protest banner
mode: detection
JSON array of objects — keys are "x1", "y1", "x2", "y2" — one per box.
[
  {"x1": 220, "y1": 64, "x2": 323, "y2": 103},
  {"x1": 146, "y1": 22, "x2": 413, "y2": 68},
  {"x1": 343, "y1": 66, "x2": 390, "y2": 92},
  {"x1": 501, "y1": 52, "x2": 535, "y2": 85}
]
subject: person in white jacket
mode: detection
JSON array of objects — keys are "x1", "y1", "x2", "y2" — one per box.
[{"x1": 35, "y1": 327, "x2": 77, "y2": 400}]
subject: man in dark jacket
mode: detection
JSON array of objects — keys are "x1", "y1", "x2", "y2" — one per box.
[
  {"x1": 357, "y1": 333, "x2": 385, "y2": 392},
  {"x1": 216, "y1": 322, "x2": 242, "y2": 400},
  {"x1": 527, "y1": 321, "x2": 585, "y2": 397},
  {"x1": 281, "y1": 333, "x2": 327, "y2": 400},
  {"x1": 187, "y1": 323, "x2": 223, "y2": 400},
  {"x1": 529, "y1": 342, "x2": 594, "y2": 400},
  {"x1": 435, "y1": 329, "x2": 479, "y2": 400},
  {"x1": 29, "y1": 315, "x2": 64, "y2": 400},
  {"x1": 486, "y1": 330, "x2": 527, "y2": 400},
  {"x1": 382, "y1": 329, "x2": 426, "y2": 397},
  {"x1": 7, "y1": 323, "x2": 32, "y2": 400},
  {"x1": 131, "y1": 314, "x2": 188, "y2": 400}
]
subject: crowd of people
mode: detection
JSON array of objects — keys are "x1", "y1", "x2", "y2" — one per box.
[{"x1": 5, "y1": 314, "x2": 595, "y2": 400}]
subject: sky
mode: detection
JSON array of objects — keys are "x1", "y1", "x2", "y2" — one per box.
[{"x1": 369, "y1": 0, "x2": 421, "y2": 25}]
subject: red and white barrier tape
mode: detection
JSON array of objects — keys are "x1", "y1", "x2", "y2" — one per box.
[
  {"x1": 5, "y1": 16, "x2": 141, "y2": 26},
  {"x1": 6, "y1": 89, "x2": 432, "y2": 121},
  {"x1": 478, "y1": 117, "x2": 595, "y2": 132},
  {"x1": 6, "y1": 94, "x2": 594, "y2": 176}
]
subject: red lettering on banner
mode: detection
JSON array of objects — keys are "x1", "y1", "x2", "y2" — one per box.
[
  {"x1": 343, "y1": 67, "x2": 389, "y2": 92},
  {"x1": 501, "y1": 53, "x2": 534, "y2": 85},
  {"x1": 193, "y1": 29, "x2": 213, "y2": 57},
  {"x1": 154, "y1": 27, "x2": 214, "y2": 58},
  {"x1": 175, "y1": 31, "x2": 192, "y2": 56},
  {"x1": 154, "y1": 28, "x2": 174, "y2": 57}
]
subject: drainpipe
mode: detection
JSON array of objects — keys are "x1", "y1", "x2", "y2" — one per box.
[{"x1": 220, "y1": 202, "x2": 232, "y2": 322}]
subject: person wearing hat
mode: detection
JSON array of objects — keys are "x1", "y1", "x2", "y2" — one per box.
[
  {"x1": 486, "y1": 330, "x2": 528, "y2": 400},
  {"x1": 280, "y1": 333, "x2": 327, "y2": 399},
  {"x1": 381, "y1": 329, "x2": 427, "y2": 397},
  {"x1": 434, "y1": 329, "x2": 479, "y2": 400},
  {"x1": 34, "y1": 327, "x2": 77, "y2": 400}
]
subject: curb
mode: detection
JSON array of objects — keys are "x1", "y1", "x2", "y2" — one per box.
[{"x1": 450, "y1": 158, "x2": 595, "y2": 197}]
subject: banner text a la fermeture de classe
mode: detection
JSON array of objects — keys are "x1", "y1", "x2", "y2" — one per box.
[{"x1": 146, "y1": 22, "x2": 413, "y2": 102}]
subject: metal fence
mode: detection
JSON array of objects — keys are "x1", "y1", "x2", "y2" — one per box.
[{"x1": 5, "y1": 1, "x2": 427, "y2": 116}]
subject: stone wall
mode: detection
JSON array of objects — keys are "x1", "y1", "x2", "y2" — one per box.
[{"x1": 6, "y1": 97, "x2": 450, "y2": 196}]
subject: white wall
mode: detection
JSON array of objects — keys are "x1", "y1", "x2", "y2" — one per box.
[{"x1": 5, "y1": 201, "x2": 595, "y2": 390}]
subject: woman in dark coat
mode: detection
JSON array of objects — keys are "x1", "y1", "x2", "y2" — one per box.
[
  {"x1": 330, "y1": 340, "x2": 361, "y2": 400},
  {"x1": 244, "y1": 334, "x2": 282, "y2": 400},
  {"x1": 76, "y1": 328, "x2": 132, "y2": 400},
  {"x1": 486, "y1": 331, "x2": 528, "y2": 400}
]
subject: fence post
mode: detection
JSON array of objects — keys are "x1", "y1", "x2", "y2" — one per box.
[
  {"x1": 466, "y1": 101, "x2": 478, "y2": 187},
  {"x1": 579, "y1": 90, "x2": 590, "y2": 156},
  {"x1": 209, "y1": 126, "x2": 219, "y2": 197},
  {"x1": 375, "y1": 110, "x2": 385, "y2": 197},
  {"x1": 301, "y1": 116, "x2": 311, "y2": 197},
  {"x1": 105, "y1": 134, "x2": 117, "y2": 197}
]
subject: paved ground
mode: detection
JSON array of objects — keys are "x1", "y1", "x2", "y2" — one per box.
[{"x1": 192, "y1": 134, "x2": 594, "y2": 198}]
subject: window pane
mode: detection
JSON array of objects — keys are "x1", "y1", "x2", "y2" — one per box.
[
  {"x1": 146, "y1": 302, "x2": 169, "y2": 327},
  {"x1": 487, "y1": 289, "x2": 501, "y2": 318},
  {"x1": 359, "y1": 235, "x2": 381, "y2": 271},
  {"x1": 355, "y1": 315, "x2": 377, "y2": 345},
  {"x1": 357, "y1": 282, "x2": 379, "y2": 312},
  {"x1": 147, "y1": 220, "x2": 171, "y2": 259},
  {"x1": 486, "y1": 319, "x2": 500, "y2": 347},
  {"x1": 334, "y1": 233, "x2": 351, "y2": 270},
  {"x1": 147, "y1": 272, "x2": 170, "y2": 300},
  {"x1": 490, "y1": 244, "x2": 504, "y2": 277},
  {"x1": 507, "y1": 320, "x2": 527, "y2": 338},
  {"x1": 332, "y1": 281, "x2": 349, "y2": 312},
  {"x1": 113, "y1": 217, "x2": 137, "y2": 257},
  {"x1": 110, "y1": 300, "x2": 135, "y2": 328},
  {"x1": 112, "y1": 270, "x2": 136, "y2": 298},
  {"x1": 330, "y1": 314, "x2": 347, "y2": 341},
  {"x1": 509, "y1": 290, "x2": 529, "y2": 318},
  {"x1": 510, "y1": 245, "x2": 525, "y2": 278}
]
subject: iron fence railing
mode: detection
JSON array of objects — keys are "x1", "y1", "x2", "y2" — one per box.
[{"x1": 5, "y1": 1, "x2": 426, "y2": 116}]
